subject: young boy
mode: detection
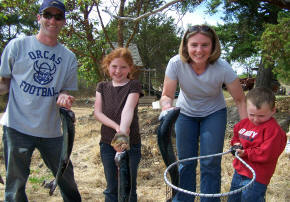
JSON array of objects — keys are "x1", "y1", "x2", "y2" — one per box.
[{"x1": 228, "y1": 87, "x2": 287, "y2": 202}]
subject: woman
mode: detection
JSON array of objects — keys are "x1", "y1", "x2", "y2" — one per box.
[{"x1": 160, "y1": 25, "x2": 247, "y2": 202}]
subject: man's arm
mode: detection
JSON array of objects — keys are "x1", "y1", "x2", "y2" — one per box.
[{"x1": 0, "y1": 77, "x2": 11, "y2": 95}]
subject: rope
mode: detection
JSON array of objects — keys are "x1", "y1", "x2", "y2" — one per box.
[{"x1": 164, "y1": 150, "x2": 256, "y2": 198}]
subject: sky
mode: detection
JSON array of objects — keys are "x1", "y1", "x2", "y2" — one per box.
[{"x1": 167, "y1": 2, "x2": 225, "y2": 30}]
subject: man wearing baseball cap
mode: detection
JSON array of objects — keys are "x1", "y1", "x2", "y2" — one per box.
[
  {"x1": 0, "y1": 0, "x2": 82, "y2": 201},
  {"x1": 39, "y1": 0, "x2": 66, "y2": 15}
]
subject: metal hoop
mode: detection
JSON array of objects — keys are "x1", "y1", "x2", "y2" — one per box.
[{"x1": 164, "y1": 150, "x2": 256, "y2": 198}]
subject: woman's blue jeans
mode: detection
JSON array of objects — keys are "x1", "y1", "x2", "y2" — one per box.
[
  {"x1": 2, "y1": 126, "x2": 81, "y2": 202},
  {"x1": 227, "y1": 171, "x2": 266, "y2": 202},
  {"x1": 100, "y1": 142, "x2": 141, "y2": 202},
  {"x1": 173, "y1": 108, "x2": 227, "y2": 202}
]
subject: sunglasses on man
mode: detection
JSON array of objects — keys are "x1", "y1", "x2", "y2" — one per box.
[{"x1": 41, "y1": 12, "x2": 65, "y2": 21}]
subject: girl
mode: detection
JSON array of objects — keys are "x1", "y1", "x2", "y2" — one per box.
[{"x1": 94, "y1": 47, "x2": 143, "y2": 202}]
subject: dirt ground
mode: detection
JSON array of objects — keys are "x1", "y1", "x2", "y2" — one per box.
[{"x1": 0, "y1": 96, "x2": 289, "y2": 202}]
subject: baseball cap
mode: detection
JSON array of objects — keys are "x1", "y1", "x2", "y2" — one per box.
[{"x1": 39, "y1": 0, "x2": 66, "y2": 15}]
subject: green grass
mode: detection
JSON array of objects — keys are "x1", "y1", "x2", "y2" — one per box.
[
  {"x1": 29, "y1": 168, "x2": 53, "y2": 184},
  {"x1": 29, "y1": 176, "x2": 47, "y2": 184}
]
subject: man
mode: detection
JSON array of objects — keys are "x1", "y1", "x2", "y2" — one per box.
[{"x1": 0, "y1": 0, "x2": 82, "y2": 201}]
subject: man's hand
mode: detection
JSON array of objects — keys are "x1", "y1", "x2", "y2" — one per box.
[{"x1": 57, "y1": 92, "x2": 75, "y2": 109}]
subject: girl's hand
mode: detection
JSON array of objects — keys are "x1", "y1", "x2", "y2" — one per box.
[
  {"x1": 113, "y1": 143, "x2": 129, "y2": 152},
  {"x1": 111, "y1": 133, "x2": 130, "y2": 152},
  {"x1": 115, "y1": 127, "x2": 129, "y2": 135},
  {"x1": 115, "y1": 126, "x2": 120, "y2": 133},
  {"x1": 121, "y1": 128, "x2": 130, "y2": 136}
]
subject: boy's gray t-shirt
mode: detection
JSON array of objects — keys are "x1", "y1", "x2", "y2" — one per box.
[
  {"x1": 0, "y1": 36, "x2": 78, "y2": 138},
  {"x1": 166, "y1": 55, "x2": 237, "y2": 117}
]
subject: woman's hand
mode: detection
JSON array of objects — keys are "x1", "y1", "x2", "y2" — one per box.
[
  {"x1": 226, "y1": 78, "x2": 247, "y2": 120},
  {"x1": 160, "y1": 76, "x2": 177, "y2": 110}
]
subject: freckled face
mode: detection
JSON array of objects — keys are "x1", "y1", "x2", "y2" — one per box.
[
  {"x1": 247, "y1": 100, "x2": 275, "y2": 126},
  {"x1": 108, "y1": 58, "x2": 131, "y2": 84},
  {"x1": 187, "y1": 33, "x2": 212, "y2": 65}
]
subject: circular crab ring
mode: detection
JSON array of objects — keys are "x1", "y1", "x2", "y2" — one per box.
[{"x1": 164, "y1": 150, "x2": 256, "y2": 198}]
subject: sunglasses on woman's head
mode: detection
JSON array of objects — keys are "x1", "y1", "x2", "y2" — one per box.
[
  {"x1": 187, "y1": 25, "x2": 211, "y2": 33},
  {"x1": 41, "y1": 12, "x2": 65, "y2": 21}
]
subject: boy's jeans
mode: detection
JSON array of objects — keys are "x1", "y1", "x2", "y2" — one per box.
[
  {"x1": 2, "y1": 126, "x2": 81, "y2": 202},
  {"x1": 173, "y1": 108, "x2": 227, "y2": 202},
  {"x1": 228, "y1": 171, "x2": 267, "y2": 202},
  {"x1": 100, "y1": 142, "x2": 141, "y2": 202}
]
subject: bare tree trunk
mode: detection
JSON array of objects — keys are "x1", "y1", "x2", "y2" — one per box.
[
  {"x1": 117, "y1": 0, "x2": 126, "y2": 47},
  {"x1": 255, "y1": 59, "x2": 273, "y2": 89}
]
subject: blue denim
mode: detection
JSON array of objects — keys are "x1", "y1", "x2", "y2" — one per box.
[
  {"x1": 2, "y1": 126, "x2": 81, "y2": 202},
  {"x1": 100, "y1": 142, "x2": 141, "y2": 202},
  {"x1": 227, "y1": 171, "x2": 267, "y2": 202},
  {"x1": 173, "y1": 108, "x2": 227, "y2": 202}
]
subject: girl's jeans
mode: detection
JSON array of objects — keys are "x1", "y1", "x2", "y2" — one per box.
[
  {"x1": 173, "y1": 108, "x2": 227, "y2": 202},
  {"x1": 2, "y1": 126, "x2": 81, "y2": 202},
  {"x1": 100, "y1": 142, "x2": 141, "y2": 202},
  {"x1": 227, "y1": 171, "x2": 267, "y2": 202}
]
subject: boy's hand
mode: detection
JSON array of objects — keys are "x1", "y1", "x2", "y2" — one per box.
[
  {"x1": 236, "y1": 148, "x2": 245, "y2": 157},
  {"x1": 230, "y1": 144, "x2": 243, "y2": 156}
]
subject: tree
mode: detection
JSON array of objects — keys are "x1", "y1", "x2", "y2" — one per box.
[
  {"x1": 60, "y1": 0, "x2": 106, "y2": 84},
  {"x1": 133, "y1": 15, "x2": 182, "y2": 87},
  {"x1": 0, "y1": 0, "x2": 39, "y2": 53},
  {"x1": 254, "y1": 0, "x2": 290, "y2": 9},
  {"x1": 208, "y1": 0, "x2": 287, "y2": 89},
  {"x1": 258, "y1": 12, "x2": 290, "y2": 83},
  {"x1": 97, "y1": 0, "x2": 203, "y2": 46}
]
